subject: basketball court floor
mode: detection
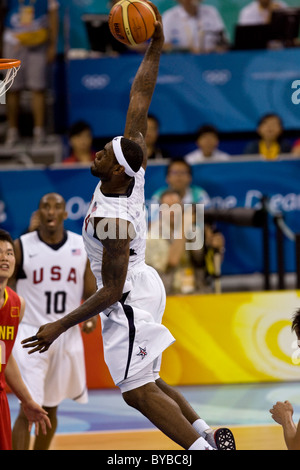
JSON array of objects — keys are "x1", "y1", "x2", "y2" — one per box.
[{"x1": 7, "y1": 380, "x2": 300, "y2": 450}]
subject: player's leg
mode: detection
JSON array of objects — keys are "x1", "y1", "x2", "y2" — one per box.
[
  {"x1": 121, "y1": 363, "x2": 214, "y2": 450},
  {"x1": 34, "y1": 328, "x2": 88, "y2": 450},
  {"x1": 12, "y1": 324, "x2": 49, "y2": 450},
  {"x1": 12, "y1": 405, "x2": 31, "y2": 450},
  {"x1": 155, "y1": 377, "x2": 217, "y2": 448},
  {"x1": 151, "y1": 354, "x2": 199, "y2": 425},
  {"x1": 153, "y1": 352, "x2": 233, "y2": 449},
  {"x1": 1, "y1": 391, "x2": 14, "y2": 450},
  {"x1": 155, "y1": 377, "x2": 200, "y2": 423},
  {"x1": 33, "y1": 406, "x2": 58, "y2": 450},
  {"x1": 123, "y1": 382, "x2": 207, "y2": 449}
]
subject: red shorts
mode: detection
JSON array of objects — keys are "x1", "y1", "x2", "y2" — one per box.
[{"x1": 0, "y1": 390, "x2": 12, "y2": 450}]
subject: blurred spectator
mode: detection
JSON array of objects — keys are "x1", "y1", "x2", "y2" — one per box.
[
  {"x1": 243, "y1": 113, "x2": 291, "y2": 159},
  {"x1": 145, "y1": 114, "x2": 170, "y2": 160},
  {"x1": 162, "y1": 0, "x2": 229, "y2": 54},
  {"x1": 150, "y1": 159, "x2": 210, "y2": 207},
  {"x1": 184, "y1": 125, "x2": 230, "y2": 164},
  {"x1": 292, "y1": 139, "x2": 300, "y2": 157},
  {"x1": 2, "y1": 0, "x2": 59, "y2": 147},
  {"x1": 146, "y1": 189, "x2": 225, "y2": 295},
  {"x1": 63, "y1": 121, "x2": 96, "y2": 165},
  {"x1": 238, "y1": 0, "x2": 287, "y2": 25}
]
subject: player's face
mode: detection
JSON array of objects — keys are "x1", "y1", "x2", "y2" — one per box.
[
  {"x1": 38, "y1": 194, "x2": 67, "y2": 233},
  {"x1": 0, "y1": 241, "x2": 15, "y2": 280},
  {"x1": 91, "y1": 142, "x2": 116, "y2": 180}
]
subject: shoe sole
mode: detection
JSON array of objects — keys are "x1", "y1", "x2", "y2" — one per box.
[{"x1": 214, "y1": 428, "x2": 236, "y2": 450}]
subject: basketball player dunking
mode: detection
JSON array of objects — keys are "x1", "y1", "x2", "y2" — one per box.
[{"x1": 22, "y1": 2, "x2": 235, "y2": 450}]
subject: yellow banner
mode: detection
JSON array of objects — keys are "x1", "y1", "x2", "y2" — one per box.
[{"x1": 161, "y1": 290, "x2": 300, "y2": 385}]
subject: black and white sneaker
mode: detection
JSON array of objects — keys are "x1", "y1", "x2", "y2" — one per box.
[{"x1": 214, "y1": 428, "x2": 236, "y2": 450}]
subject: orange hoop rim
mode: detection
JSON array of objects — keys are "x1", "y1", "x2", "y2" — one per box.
[{"x1": 0, "y1": 59, "x2": 21, "y2": 70}]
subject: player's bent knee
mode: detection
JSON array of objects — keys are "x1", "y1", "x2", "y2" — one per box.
[
  {"x1": 122, "y1": 382, "x2": 156, "y2": 409},
  {"x1": 122, "y1": 389, "x2": 138, "y2": 408}
]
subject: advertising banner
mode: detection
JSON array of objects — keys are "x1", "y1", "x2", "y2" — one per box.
[
  {"x1": 81, "y1": 290, "x2": 300, "y2": 388},
  {"x1": 160, "y1": 290, "x2": 300, "y2": 385},
  {"x1": 1, "y1": 159, "x2": 300, "y2": 275},
  {"x1": 67, "y1": 49, "x2": 300, "y2": 136}
]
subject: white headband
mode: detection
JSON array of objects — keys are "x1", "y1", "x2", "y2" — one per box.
[{"x1": 112, "y1": 136, "x2": 136, "y2": 178}]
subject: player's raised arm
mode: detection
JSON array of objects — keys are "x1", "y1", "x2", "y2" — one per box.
[{"x1": 124, "y1": 2, "x2": 164, "y2": 168}]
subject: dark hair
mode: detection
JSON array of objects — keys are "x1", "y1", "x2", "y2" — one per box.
[
  {"x1": 0, "y1": 229, "x2": 14, "y2": 251},
  {"x1": 120, "y1": 137, "x2": 144, "y2": 174},
  {"x1": 68, "y1": 121, "x2": 92, "y2": 139},
  {"x1": 291, "y1": 309, "x2": 300, "y2": 334},
  {"x1": 166, "y1": 158, "x2": 192, "y2": 176},
  {"x1": 38, "y1": 193, "x2": 66, "y2": 209},
  {"x1": 147, "y1": 114, "x2": 160, "y2": 128},
  {"x1": 258, "y1": 113, "x2": 283, "y2": 128},
  {"x1": 196, "y1": 125, "x2": 219, "y2": 139}
]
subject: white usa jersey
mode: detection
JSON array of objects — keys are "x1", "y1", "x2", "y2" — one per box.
[
  {"x1": 16, "y1": 231, "x2": 87, "y2": 327},
  {"x1": 82, "y1": 167, "x2": 147, "y2": 292}
]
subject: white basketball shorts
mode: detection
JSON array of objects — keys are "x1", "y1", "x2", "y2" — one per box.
[
  {"x1": 100, "y1": 264, "x2": 175, "y2": 388},
  {"x1": 13, "y1": 322, "x2": 88, "y2": 407}
]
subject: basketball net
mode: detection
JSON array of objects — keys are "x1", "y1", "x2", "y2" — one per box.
[{"x1": 0, "y1": 60, "x2": 21, "y2": 98}]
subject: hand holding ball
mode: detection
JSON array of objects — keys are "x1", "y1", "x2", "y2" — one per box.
[{"x1": 108, "y1": 0, "x2": 156, "y2": 46}]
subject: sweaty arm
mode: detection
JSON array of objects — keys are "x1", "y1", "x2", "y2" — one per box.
[
  {"x1": 22, "y1": 218, "x2": 131, "y2": 353},
  {"x1": 5, "y1": 353, "x2": 51, "y2": 435},
  {"x1": 82, "y1": 259, "x2": 97, "y2": 301},
  {"x1": 123, "y1": 1, "x2": 164, "y2": 169}
]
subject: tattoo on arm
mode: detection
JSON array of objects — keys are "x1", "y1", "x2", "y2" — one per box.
[
  {"x1": 59, "y1": 218, "x2": 131, "y2": 331},
  {"x1": 101, "y1": 235, "x2": 130, "y2": 299},
  {"x1": 124, "y1": 39, "x2": 162, "y2": 146}
]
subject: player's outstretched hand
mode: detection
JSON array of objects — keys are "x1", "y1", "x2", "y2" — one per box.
[
  {"x1": 22, "y1": 399, "x2": 52, "y2": 436},
  {"x1": 21, "y1": 321, "x2": 66, "y2": 354},
  {"x1": 147, "y1": 1, "x2": 164, "y2": 44}
]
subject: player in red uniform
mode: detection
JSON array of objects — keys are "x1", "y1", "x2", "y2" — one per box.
[{"x1": 0, "y1": 229, "x2": 51, "y2": 450}]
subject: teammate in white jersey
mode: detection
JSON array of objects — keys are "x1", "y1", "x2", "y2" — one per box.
[
  {"x1": 22, "y1": 3, "x2": 235, "y2": 451},
  {"x1": 11, "y1": 192, "x2": 96, "y2": 450}
]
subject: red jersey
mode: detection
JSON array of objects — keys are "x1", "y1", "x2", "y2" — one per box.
[
  {"x1": 0, "y1": 287, "x2": 21, "y2": 450},
  {"x1": 0, "y1": 287, "x2": 21, "y2": 391}
]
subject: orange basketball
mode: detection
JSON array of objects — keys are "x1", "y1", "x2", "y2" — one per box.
[{"x1": 108, "y1": 0, "x2": 156, "y2": 46}]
